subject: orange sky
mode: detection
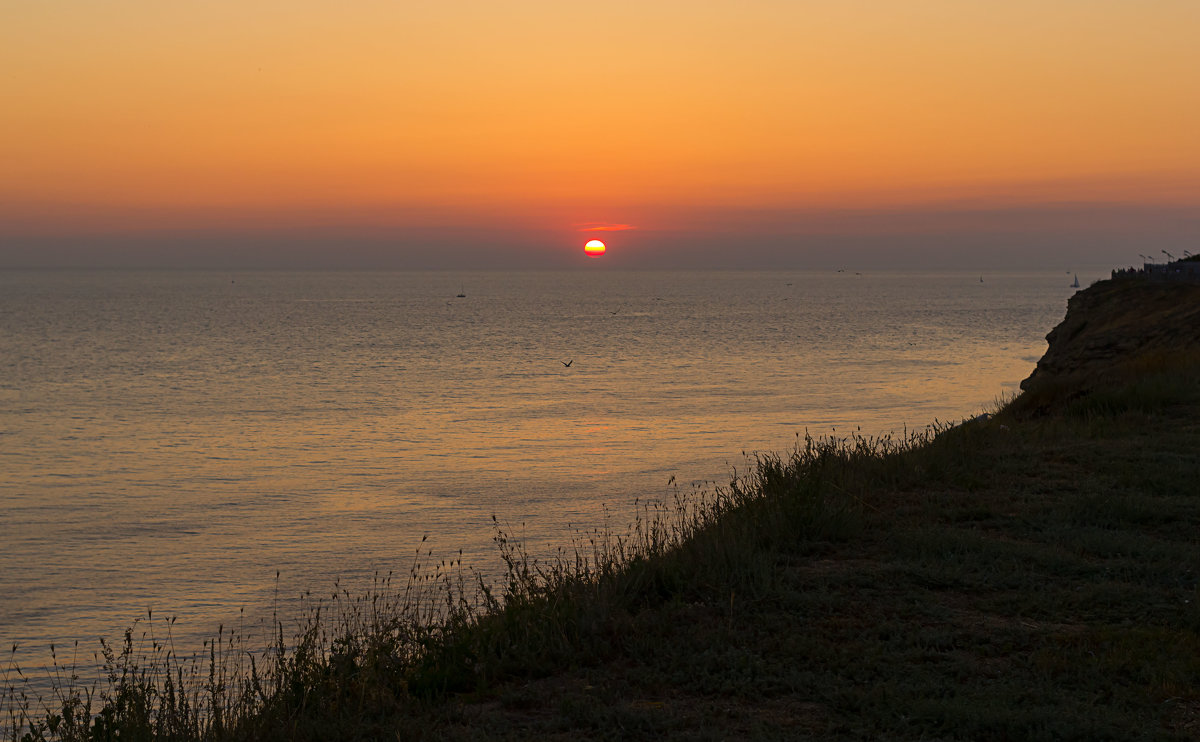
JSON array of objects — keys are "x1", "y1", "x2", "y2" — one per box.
[{"x1": 3, "y1": 1, "x2": 1199, "y2": 266}]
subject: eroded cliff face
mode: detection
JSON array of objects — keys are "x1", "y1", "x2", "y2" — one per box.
[{"x1": 1016, "y1": 278, "x2": 1200, "y2": 411}]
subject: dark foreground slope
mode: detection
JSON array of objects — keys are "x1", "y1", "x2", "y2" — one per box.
[{"x1": 7, "y1": 276, "x2": 1199, "y2": 741}]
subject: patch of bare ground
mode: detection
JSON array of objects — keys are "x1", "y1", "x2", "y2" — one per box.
[{"x1": 1166, "y1": 699, "x2": 1200, "y2": 738}]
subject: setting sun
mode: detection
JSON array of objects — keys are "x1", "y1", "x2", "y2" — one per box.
[{"x1": 584, "y1": 239, "x2": 606, "y2": 258}]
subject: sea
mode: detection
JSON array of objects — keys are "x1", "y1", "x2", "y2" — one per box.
[{"x1": 0, "y1": 268, "x2": 1081, "y2": 673}]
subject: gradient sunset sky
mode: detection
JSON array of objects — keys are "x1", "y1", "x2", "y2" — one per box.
[{"x1": 3, "y1": 1, "x2": 1198, "y2": 269}]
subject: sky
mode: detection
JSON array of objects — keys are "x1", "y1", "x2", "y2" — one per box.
[{"x1": 3, "y1": 1, "x2": 1199, "y2": 269}]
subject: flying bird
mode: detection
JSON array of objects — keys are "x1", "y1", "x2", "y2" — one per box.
[{"x1": 561, "y1": 359, "x2": 573, "y2": 367}]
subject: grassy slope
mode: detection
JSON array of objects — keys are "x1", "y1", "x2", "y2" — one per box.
[{"x1": 403, "y1": 370, "x2": 1199, "y2": 741}]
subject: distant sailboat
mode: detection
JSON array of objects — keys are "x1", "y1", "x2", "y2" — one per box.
[
  {"x1": 1071, "y1": 274, "x2": 1080, "y2": 288},
  {"x1": 456, "y1": 285, "x2": 466, "y2": 298}
]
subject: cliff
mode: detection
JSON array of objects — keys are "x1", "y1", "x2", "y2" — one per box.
[{"x1": 1016, "y1": 276, "x2": 1200, "y2": 414}]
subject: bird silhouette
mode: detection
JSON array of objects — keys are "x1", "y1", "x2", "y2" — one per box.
[{"x1": 561, "y1": 359, "x2": 573, "y2": 367}]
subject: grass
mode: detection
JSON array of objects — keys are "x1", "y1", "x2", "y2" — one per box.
[{"x1": 5, "y1": 358, "x2": 1200, "y2": 740}]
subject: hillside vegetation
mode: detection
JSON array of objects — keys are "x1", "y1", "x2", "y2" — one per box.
[{"x1": 6, "y1": 276, "x2": 1200, "y2": 741}]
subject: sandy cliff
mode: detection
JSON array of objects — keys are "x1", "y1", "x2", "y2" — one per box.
[{"x1": 1017, "y1": 276, "x2": 1200, "y2": 412}]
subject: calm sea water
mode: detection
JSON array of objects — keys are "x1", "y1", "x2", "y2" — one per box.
[{"x1": 1, "y1": 269, "x2": 1077, "y2": 667}]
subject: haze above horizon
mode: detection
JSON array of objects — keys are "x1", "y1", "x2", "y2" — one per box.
[{"x1": 3, "y1": 1, "x2": 1198, "y2": 269}]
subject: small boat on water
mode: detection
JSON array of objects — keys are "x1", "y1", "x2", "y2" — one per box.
[
  {"x1": 1071, "y1": 274, "x2": 1080, "y2": 288},
  {"x1": 456, "y1": 285, "x2": 466, "y2": 298}
]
